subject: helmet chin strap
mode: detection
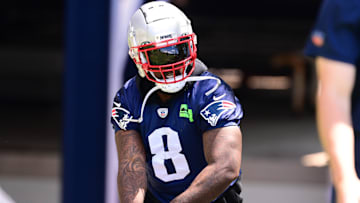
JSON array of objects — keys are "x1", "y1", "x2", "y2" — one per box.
[
  {"x1": 155, "y1": 80, "x2": 187, "y2": 93},
  {"x1": 152, "y1": 73, "x2": 188, "y2": 93},
  {"x1": 123, "y1": 75, "x2": 221, "y2": 123}
]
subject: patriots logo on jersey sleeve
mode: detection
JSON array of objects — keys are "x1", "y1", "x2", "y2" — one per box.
[
  {"x1": 200, "y1": 100, "x2": 236, "y2": 126},
  {"x1": 112, "y1": 102, "x2": 133, "y2": 130}
]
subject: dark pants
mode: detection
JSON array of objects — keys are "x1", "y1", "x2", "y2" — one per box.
[{"x1": 330, "y1": 131, "x2": 360, "y2": 203}]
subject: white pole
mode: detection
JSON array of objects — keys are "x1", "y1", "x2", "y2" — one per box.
[{"x1": 105, "y1": 0, "x2": 143, "y2": 203}]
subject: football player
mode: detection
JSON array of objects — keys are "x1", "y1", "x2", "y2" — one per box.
[{"x1": 111, "y1": 1, "x2": 243, "y2": 202}]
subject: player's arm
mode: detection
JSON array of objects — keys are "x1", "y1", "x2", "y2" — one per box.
[
  {"x1": 171, "y1": 126, "x2": 242, "y2": 203},
  {"x1": 315, "y1": 56, "x2": 360, "y2": 202},
  {"x1": 115, "y1": 129, "x2": 147, "y2": 203}
]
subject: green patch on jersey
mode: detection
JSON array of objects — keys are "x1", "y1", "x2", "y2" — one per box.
[{"x1": 179, "y1": 104, "x2": 194, "y2": 122}]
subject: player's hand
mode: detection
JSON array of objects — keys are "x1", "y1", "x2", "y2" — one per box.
[
  {"x1": 213, "y1": 178, "x2": 242, "y2": 203},
  {"x1": 335, "y1": 178, "x2": 360, "y2": 203}
]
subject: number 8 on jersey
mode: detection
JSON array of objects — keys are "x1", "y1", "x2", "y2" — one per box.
[{"x1": 148, "y1": 127, "x2": 190, "y2": 182}]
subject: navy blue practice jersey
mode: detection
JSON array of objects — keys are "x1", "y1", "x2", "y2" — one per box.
[{"x1": 111, "y1": 71, "x2": 243, "y2": 202}]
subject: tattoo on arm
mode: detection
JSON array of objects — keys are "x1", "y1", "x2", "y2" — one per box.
[{"x1": 116, "y1": 130, "x2": 147, "y2": 202}]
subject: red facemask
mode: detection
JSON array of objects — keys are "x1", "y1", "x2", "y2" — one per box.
[{"x1": 130, "y1": 33, "x2": 197, "y2": 84}]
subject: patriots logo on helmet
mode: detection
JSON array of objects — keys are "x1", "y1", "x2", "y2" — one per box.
[
  {"x1": 112, "y1": 102, "x2": 133, "y2": 130},
  {"x1": 200, "y1": 100, "x2": 236, "y2": 126}
]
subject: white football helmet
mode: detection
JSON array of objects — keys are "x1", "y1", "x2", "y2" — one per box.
[{"x1": 128, "y1": 1, "x2": 197, "y2": 93}]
